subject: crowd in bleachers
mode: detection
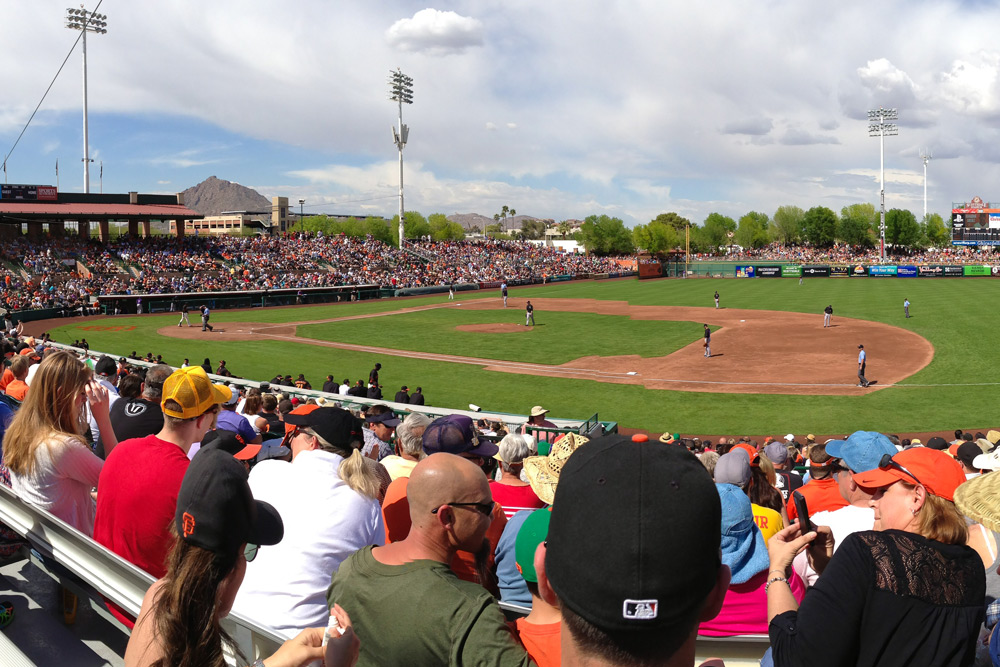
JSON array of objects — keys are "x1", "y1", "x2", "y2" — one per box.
[
  {"x1": 716, "y1": 241, "x2": 997, "y2": 265},
  {"x1": 0, "y1": 330, "x2": 998, "y2": 665}
]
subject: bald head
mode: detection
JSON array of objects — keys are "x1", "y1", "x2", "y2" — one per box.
[{"x1": 408, "y1": 453, "x2": 489, "y2": 528}]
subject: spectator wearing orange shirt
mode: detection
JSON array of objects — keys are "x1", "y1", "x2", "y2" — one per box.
[
  {"x1": 784, "y1": 442, "x2": 848, "y2": 523},
  {"x1": 4, "y1": 356, "x2": 30, "y2": 402}
]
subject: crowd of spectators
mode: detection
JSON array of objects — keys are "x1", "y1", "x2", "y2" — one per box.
[
  {"x1": 715, "y1": 241, "x2": 998, "y2": 265},
  {"x1": 1, "y1": 327, "x2": 1000, "y2": 664}
]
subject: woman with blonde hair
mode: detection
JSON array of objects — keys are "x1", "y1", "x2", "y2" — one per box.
[
  {"x1": 5, "y1": 350, "x2": 117, "y2": 536},
  {"x1": 766, "y1": 447, "x2": 985, "y2": 666}
]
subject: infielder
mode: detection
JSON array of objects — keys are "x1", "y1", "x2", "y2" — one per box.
[
  {"x1": 823, "y1": 304, "x2": 833, "y2": 328},
  {"x1": 177, "y1": 304, "x2": 191, "y2": 327},
  {"x1": 714, "y1": 290, "x2": 720, "y2": 309},
  {"x1": 525, "y1": 300, "x2": 535, "y2": 326},
  {"x1": 857, "y1": 344, "x2": 869, "y2": 387},
  {"x1": 904, "y1": 298, "x2": 910, "y2": 318},
  {"x1": 703, "y1": 324, "x2": 711, "y2": 358}
]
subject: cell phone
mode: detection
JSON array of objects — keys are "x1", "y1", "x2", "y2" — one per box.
[{"x1": 793, "y1": 491, "x2": 812, "y2": 533}]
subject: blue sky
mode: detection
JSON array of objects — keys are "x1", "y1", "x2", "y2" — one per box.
[{"x1": 4, "y1": 1, "x2": 1000, "y2": 226}]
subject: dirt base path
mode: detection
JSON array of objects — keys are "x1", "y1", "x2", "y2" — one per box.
[{"x1": 149, "y1": 297, "x2": 932, "y2": 396}]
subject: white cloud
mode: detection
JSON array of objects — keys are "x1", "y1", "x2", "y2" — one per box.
[{"x1": 386, "y1": 9, "x2": 484, "y2": 56}]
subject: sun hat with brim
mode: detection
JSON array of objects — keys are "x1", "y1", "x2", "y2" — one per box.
[
  {"x1": 852, "y1": 448, "x2": 966, "y2": 502},
  {"x1": 515, "y1": 507, "x2": 551, "y2": 583},
  {"x1": 955, "y1": 472, "x2": 1000, "y2": 532},
  {"x1": 529, "y1": 406, "x2": 549, "y2": 417},
  {"x1": 717, "y1": 483, "x2": 769, "y2": 584},
  {"x1": 176, "y1": 448, "x2": 283, "y2": 560},
  {"x1": 161, "y1": 366, "x2": 232, "y2": 419},
  {"x1": 988, "y1": 430, "x2": 1000, "y2": 446},
  {"x1": 826, "y1": 431, "x2": 897, "y2": 474},
  {"x1": 523, "y1": 433, "x2": 589, "y2": 505},
  {"x1": 973, "y1": 449, "x2": 1000, "y2": 472},
  {"x1": 658, "y1": 432, "x2": 678, "y2": 444}
]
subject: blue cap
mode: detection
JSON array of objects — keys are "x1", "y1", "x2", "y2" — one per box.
[{"x1": 826, "y1": 431, "x2": 897, "y2": 473}]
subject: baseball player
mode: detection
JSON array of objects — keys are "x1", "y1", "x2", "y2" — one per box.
[
  {"x1": 703, "y1": 324, "x2": 711, "y2": 358},
  {"x1": 714, "y1": 290, "x2": 720, "y2": 309},
  {"x1": 904, "y1": 298, "x2": 910, "y2": 318},
  {"x1": 501, "y1": 281, "x2": 508, "y2": 308},
  {"x1": 526, "y1": 300, "x2": 535, "y2": 326},
  {"x1": 823, "y1": 304, "x2": 833, "y2": 328},
  {"x1": 857, "y1": 344, "x2": 869, "y2": 387},
  {"x1": 177, "y1": 303, "x2": 191, "y2": 327}
]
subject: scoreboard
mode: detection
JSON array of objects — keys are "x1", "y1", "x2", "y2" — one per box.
[
  {"x1": 0, "y1": 184, "x2": 58, "y2": 201},
  {"x1": 952, "y1": 196, "x2": 1000, "y2": 246}
]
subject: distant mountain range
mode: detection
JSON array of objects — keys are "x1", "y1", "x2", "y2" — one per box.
[{"x1": 179, "y1": 176, "x2": 549, "y2": 231}]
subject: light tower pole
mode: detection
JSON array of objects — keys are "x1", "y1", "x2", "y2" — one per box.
[
  {"x1": 920, "y1": 151, "x2": 932, "y2": 220},
  {"x1": 868, "y1": 107, "x2": 898, "y2": 262},
  {"x1": 299, "y1": 198, "x2": 305, "y2": 228},
  {"x1": 388, "y1": 68, "x2": 413, "y2": 249},
  {"x1": 65, "y1": 5, "x2": 108, "y2": 194}
]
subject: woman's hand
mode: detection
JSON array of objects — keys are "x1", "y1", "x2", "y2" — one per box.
[
  {"x1": 325, "y1": 604, "x2": 360, "y2": 667},
  {"x1": 768, "y1": 520, "x2": 816, "y2": 577},
  {"x1": 806, "y1": 525, "x2": 835, "y2": 575},
  {"x1": 85, "y1": 380, "x2": 111, "y2": 416},
  {"x1": 262, "y1": 627, "x2": 325, "y2": 667}
]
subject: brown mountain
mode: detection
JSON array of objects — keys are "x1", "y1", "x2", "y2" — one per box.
[{"x1": 181, "y1": 176, "x2": 271, "y2": 216}]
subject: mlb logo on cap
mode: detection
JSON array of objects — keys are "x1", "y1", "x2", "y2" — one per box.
[{"x1": 624, "y1": 599, "x2": 658, "y2": 620}]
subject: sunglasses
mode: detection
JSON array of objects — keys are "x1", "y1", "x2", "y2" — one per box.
[
  {"x1": 431, "y1": 501, "x2": 494, "y2": 517},
  {"x1": 244, "y1": 543, "x2": 259, "y2": 562},
  {"x1": 878, "y1": 453, "x2": 924, "y2": 488}
]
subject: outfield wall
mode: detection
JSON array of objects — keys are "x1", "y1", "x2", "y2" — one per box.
[{"x1": 640, "y1": 259, "x2": 1000, "y2": 279}]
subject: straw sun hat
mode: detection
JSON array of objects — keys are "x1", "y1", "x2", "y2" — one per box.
[
  {"x1": 955, "y1": 473, "x2": 1000, "y2": 533},
  {"x1": 522, "y1": 433, "x2": 589, "y2": 505}
]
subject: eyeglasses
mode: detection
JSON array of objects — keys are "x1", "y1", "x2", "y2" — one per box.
[
  {"x1": 878, "y1": 453, "x2": 924, "y2": 488},
  {"x1": 244, "y1": 543, "x2": 259, "y2": 562},
  {"x1": 431, "y1": 501, "x2": 494, "y2": 517}
]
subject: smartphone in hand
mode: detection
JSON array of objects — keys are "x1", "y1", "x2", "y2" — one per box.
[{"x1": 793, "y1": 490, "x2": 812, "y2": 533}]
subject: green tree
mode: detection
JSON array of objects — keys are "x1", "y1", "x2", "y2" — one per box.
[
  {"x1": 389, "y1": 211, "x2": 430, "y2": 244},
  {"x1": 771, "y1": 205, "x2": 804, "y2": 246},
  {"x1": 735, "y1": 211, "x2": 770, "y2": 249},
  {"x1": 632, "y1": 219, "x2": 680, "y2": 254},
  {"x1": 492, "y1": 205, "x2": 517, "y2": 235},
  {"x1": 921, "y1": 213, "x2": 949, "y2": 248},
  {"x1": 651, "y1": 212, "x2": 691, "y2": 232},
  {"x1": 802, "y1": 206, "x2": 838, "y2": 247},
  {"x1": 428, "y1": 213, "x2": 465, "y2": 241},
  {"x1": 520, "y1": 219, "x2": 546, "y2": 240},
  {"x1": 363, "y1": 217, "x2": 393, "y2": 244},
  {"x1": 485, "y1": 222, "x2": 504, "y2": 235},
  {"x1": 885, "y1": 208, "x2": 921, "y2": 249},
  {"x1": 839, "y1": 203, "x2": 877, "y2": 248},
  {"x1": 557, "y1": 221, "x2": 573, "y2": 237},
  {"x1": 701, "y1": 213, "x2": 736, "y2": 252},
  {"x1": 578, "y1": 215, "x2": 635, "y2": 255}
]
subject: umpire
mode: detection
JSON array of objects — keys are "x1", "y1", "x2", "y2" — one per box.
[{"x1": 857, "y1": 344, "x2": 869, "y2": 387}]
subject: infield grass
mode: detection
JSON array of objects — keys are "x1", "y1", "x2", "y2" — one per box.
[{"x1": 47, "y1": 276, "x2": 1000, "y2": 435}]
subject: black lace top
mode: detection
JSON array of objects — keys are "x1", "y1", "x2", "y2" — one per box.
[{"x1": 770, "y1": 529, "x2": 986, "y2": 667}]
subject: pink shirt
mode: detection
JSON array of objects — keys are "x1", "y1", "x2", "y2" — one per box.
[
  {"x1": 489, "y1": 481, "x2": 545, "y2": 520},
  {"x1": 698, "y1": 569, "x2": 806, "y2": 637}
]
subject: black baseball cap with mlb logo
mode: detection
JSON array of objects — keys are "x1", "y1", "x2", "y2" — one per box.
[{"x1": 545, "y1": 434, "x2": 721, "y2": 632}]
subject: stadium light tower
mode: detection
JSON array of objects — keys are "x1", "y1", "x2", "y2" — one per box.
[
  {"x1": 65, "y1": 5, "x2": 108, "y2": 194},
  {"x1": 920, "y1": 150, "x2": 932, "y2": 220},
  {"x1": 388, "y1": 68, "x2": 413, "y2": 249},
  {"x1": 868, "y1": 107, "x2": 898, "y2": 262}
]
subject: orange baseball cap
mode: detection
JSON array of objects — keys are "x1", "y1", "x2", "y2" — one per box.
[{"x1": 853, "y1": 447, "x2": 966, "y2": 502}]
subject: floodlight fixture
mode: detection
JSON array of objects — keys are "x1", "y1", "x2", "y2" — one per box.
[
  {"x1": 868, "y1": 106, "x2": 899, "y2": 262},
  {"x1": 65, "y1": 5, "x2": 108, "y2": 194},
  {"x1": 388, "y1": 68, "x2": 414, "y2": 249}
]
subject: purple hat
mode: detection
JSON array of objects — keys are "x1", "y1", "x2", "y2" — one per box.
[{"x1": 422, "y1": 415, "x2": 498, "y2": 458}]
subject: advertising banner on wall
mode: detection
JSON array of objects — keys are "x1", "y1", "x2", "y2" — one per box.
[
  {"x1": 636, "y1": 256, "x2": 664, "y2": 279},
  {"x1": 754, "y1": 266, "x2": 782, "y2": 277},
  {"x1": 942, "y1": 265, "x2": 964, "y2": 277},
  {"x1": 918, "y1": 265, "x2": 944, "y2": 277},
  {"x1": 848, "y1": 265, "x2": 868, "y2": 277},
  {"x1": 896, "y1": 266, "x2": 918, "y2": 277},
  {"x1": 781, "y1": 265, "x2": 802, "y2": 277},
  {"x1": 868, "y1": 265, "x2": 897, "y2": 276},
  {"x1": 962, "y1": 265, "x2": 991, "y2": 276},
  {"x1": 830, "y1": 266, "x2": 849, "y2": 277},
  {"x1": 801, "y1": 265, "x2": 830, "y2": 277},
  {"x1": 735, "y1": 266, "x2": 755, "y2": 278}
]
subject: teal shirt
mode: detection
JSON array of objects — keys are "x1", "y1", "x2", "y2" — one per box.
[{"x1": 328, "y1": 546, "x2": 535, "y2": 667}]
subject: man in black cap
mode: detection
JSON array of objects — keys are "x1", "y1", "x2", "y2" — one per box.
[
  {"x1": 394, "y1": 385, "x2": 410, "y2": 404},
  {"x1": 362, "y1": 405, "x2": 400, "y2": 461},
  {"x1": 534, "y1": 434, "x2": 731, "y2": 666},
  {"x1": 409, "y1": 386, "x2": 425, "y2": 405}
]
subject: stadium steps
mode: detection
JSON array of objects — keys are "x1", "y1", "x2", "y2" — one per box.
[{"x1": 400, "y1": 241, "x2": 438, "y2": 264}]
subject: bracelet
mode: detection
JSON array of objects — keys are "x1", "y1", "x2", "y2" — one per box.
[{"x1": 765, "y1": 576, "x2": 789, "y2": 595}]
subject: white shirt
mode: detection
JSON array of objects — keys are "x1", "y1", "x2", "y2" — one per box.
[
  {"x1": 233, "y1": 449, "x2": 385, "y2": 637},
  {"x1": 85, "y1": 376, "x2": 120, "y2": 445},
  {"x1": 10, "y1": 435, "x2": 103, "y2": 536},
  {"x1": 338, "y1": 383, "x2": 350, "y2": 395},
  {"x1": 792, "y1": 504, "x2": 874, "y2": 587}
]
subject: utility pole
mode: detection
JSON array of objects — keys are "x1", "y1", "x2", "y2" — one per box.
[
  {"x1": 388, "y1": 68, "x2": 414, "y2": 249},
  {"x1": 66, "y1": 6, "x2": 108, "y2": 193},
  {"x1": 868, "y1": 107, "x2": 898, "y2": 262}
]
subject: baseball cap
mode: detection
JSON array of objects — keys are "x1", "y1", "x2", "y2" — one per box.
[
  {"x1": 762, "y1": 442, "x2": 788, "y2": 465},
  {"x1": 422, "y1": 415, "x2": 498, "y2": 458},
  {"x1": 926, "y1": 436, "x2": 949, "y2": 450},
  {"x1": 283, "y1": 406, "x2": 364, "y2": 450},
  {"x1": 256, "y1": 441, "x2": 292, "y2": 462},
  {"x1": 200, "y1": 428, "x2": 261, "y2": 461},
  {"x1": 94, "y1": 355, "x2": 117, "y2": 377},
  {"x1": 973, "y1": 448, "x2": 1000, "y2": 472},
  {"x1": 714, "y1": 450, "x2": 751, "y2": 486},
  {"x1": 161, "y1": 366, "x2": 232, "y2": 419},
  {"x1": 366, "y1": 411, "x2": 401, "y2": 428},
  {"x1": 825, "y1": 431, "x2": 897, "y2": 474},
  {"x1": 222, "y1": 384, "x2": 240, "y2": 406},
  {"x1": 545, "y1": 434, "x2": 721, "y2": 631},
  {"x1": 852, "y1": 448, "x2": 966, "y2": 502},
  {"x1": 175, "y1": 448, "x2": 282, "y2": 560},
  {"x1": 784, "y1": 433, "x2": 795, "y2": 443},
  {"x1": 529, "y1": 406, "x2": 549, "y2": 417},
  {"x1": 515, "y1": 508, "x2": 551, "y2": 583},
  {"x1": 955, "y1": 441, "x2": 982, "y2": 470}
]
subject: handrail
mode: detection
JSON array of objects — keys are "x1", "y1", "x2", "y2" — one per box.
[{"x1": 0, "y1": 484, "x2": 285, "y2": 665}]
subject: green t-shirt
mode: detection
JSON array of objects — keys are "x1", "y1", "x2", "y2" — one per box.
[{"x1": 328, "y1": 546, "x2": 535, "y2": 667}]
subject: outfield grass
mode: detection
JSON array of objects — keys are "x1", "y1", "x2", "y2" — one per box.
[{"x1": 47, "y1": 277, "x2": 1000, "y2": 435}]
